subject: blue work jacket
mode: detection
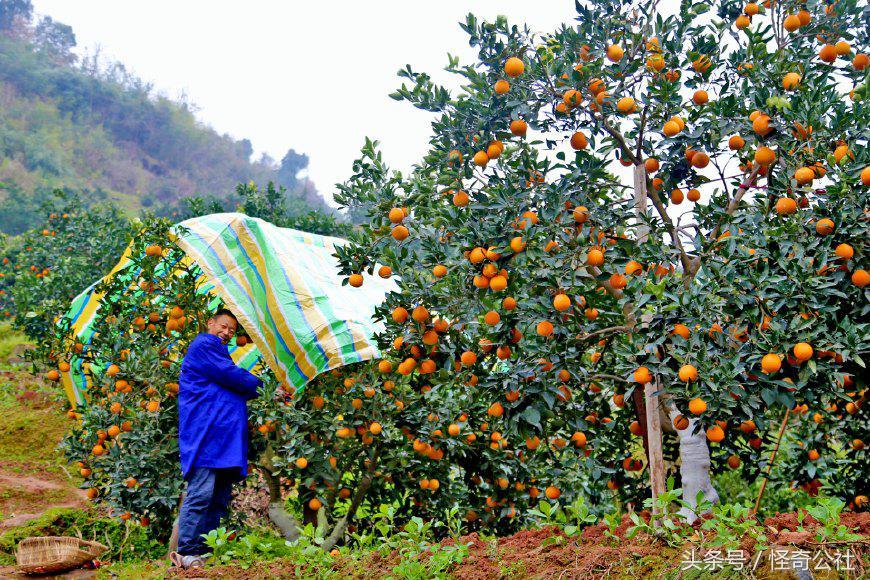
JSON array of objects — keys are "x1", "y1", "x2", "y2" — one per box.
[{"x1": 178, "y1": 333, "x2": 261, "y2": 479}]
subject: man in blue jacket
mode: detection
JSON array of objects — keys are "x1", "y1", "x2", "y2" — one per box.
[{"x1": 170, "y1": 308, "x2": 261, "y2": 569}]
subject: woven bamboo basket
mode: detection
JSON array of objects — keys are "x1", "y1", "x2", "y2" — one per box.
[{"x1": 15, "y1": 536, "x2": 108, "y2": 575}]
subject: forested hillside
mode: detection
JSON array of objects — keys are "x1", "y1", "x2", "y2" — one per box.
[{"x1": 0, "y1": 0, "x2": 332, "y2": 233}]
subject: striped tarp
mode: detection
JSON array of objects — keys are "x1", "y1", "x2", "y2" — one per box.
[
  {"x1": 59, "y1": 213, "x2": 396, "y2": 406},
  {"x1": 171, "y1": 213, "x2": 397, "y2": 389}
]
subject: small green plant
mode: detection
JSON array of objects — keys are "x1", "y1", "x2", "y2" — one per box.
[
  {"x1": 803, "y1": 498, "x2": 862, "y2": 543},
  {"x1": 626, "y1": 477, "x2": 697, "y2": 548},
  {"x1": 699, "y1": 503, "x2": 768, "y2": 553},
  {"x1": 528, "y1": 497, "x2": 597, "y2": 536},
  {"x1": 603, "y1": 511, "x2": 623, "y2": 544}
]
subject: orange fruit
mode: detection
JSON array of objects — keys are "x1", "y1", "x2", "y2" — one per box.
[
  {"x1": 536, "y1": 320, "x2": 554, "y2": 336},
  {"x1": 755, "y1": 146, "x2": 776, "y2": 166},
  {"x1": 504, "y1": 57, "x2": 525, "y2": 77},
  {"x1": 687, "y1": 189, "x2": 701, "y2": 202},
  {"x1": 691, "y1": 152, "x2": 710, "y2": 168},
  {"x1": 473, "y1": 151, "x2": 489, "y2": 166},
  {"x1": 633, "y1": 366, "x2": 652, "y2": 384},
  {"x1": 672, "y1": 324, "x2": 691, "y2": 339},
  {"x1": 570, "y1": 131, "x2": 588, "y2": 150},
  {"x1": 553, "y1": 294, "x2": 571, "y2": 311},
  {"x1": 794, "y1": 167, "x2": 814, "y2": 185},
  {"x1": 663, "y1": 120, "x2": 680, "y2": 137},
  {"x1": 851, "y1": 269, "x2": 869, "y2": 287},
  {"x1": 295, "y1": 457, "x2": 308, "y2": 469},
  {"x1": 510, "y1": 119, "x2": 528, "y2": 136},
  {"x1": 739, "y1": 420, "x2": 757, "y2": 433},
  {"x1": 782, "y1": 72, "x2": 801, "y2": 90},
  {"x1": 706, "y1": 425, "x2": 725, "y2": 443},
  {"x1": 412, "y1": 305, "x2": 430, "y2": 323},
  {"x1": 795, "y1": 9, "x2": 810, "y2": 26},
  {"x1": 835, "y1": 243, "x2": 854, "y2": 260},
  {"x1": 735, "y1": 14, "x2": 751, "y2": 29},
  {"x1": 679, "y1": 365, "x2": 699, "y2": 382},
  {"x1": 606, "y1": 44, "x2": 624, "y2": 62},
  {"x1": 391, "y1": 225, "x2": 409, "y2": 241},
  {"x1": 818, "y1": 44, "x2": 838, "y2": 63},
  {"x1": 587, "y1": 249, "x2": 604, "y2": 267},
  {"x1": 369, "y1": 422, "x2": 382, "y2": 435},
  {"x1": 494, "y1": 79, "x2": 510, "y2": 94},
  {"x1": 727, "y1": 455, "x2": 741, "y2": 469},
  {"x1": 616, "y1": 96, "x2": 636, "y2": 114},
  {"x1": 348, "y1": 273, "x2": 364, "y2": 287},
  {"x1": 775, "y1": 197, "x2": 797, "y2": 215},
  {"x1": 644, "y1": 158, "x2": 660, "y2": 173},
  {"x1": 391, "y1": 307, "x2": 409, "y2": 324},
  {"x1": 388, "y1": 208, "x2": 405, "y2": 223},
  {"x1": 563, "y1": 89, "x2": 582, "y2": 107},
  {"x1": 761, "y1": 353, "x2": 782, "y2": 374},
  {"x1": 693, "y1": 90, "x2": 709, "y2": 105},
  {"x1": 488, "y1": 402, "x2": 504, "y2": 417},
  {"x1": 808, "y1": 449, "x2": 820, "y2": 461},
  {"x1": 309, "y1": 498, "x2": 323, "y2": 510},
  {"x1": 783, "y1": 14, "x2": 801, "y2": 31},
  {"x1": 815, "y1": 218, "x2": 834, "y2": 235},
  {"x1": 729, "y1": 135, "x2": 745, "y2": 150},
  {"x1": 793, "y1": 342, "x2": 813, "y2": 362},
  {"x1": 545, "y1": 485, "x2": 561, "y2": 499},
  {"x1": 573, "y1": 205, "x2": 590, "y2": 223},
  {"x1": 484, "y1": 310, "x2": 501, "y2": 326},
  {"x1": 854, "y1": 53, "x2": 869, "y2": 70},
  {"x1": 673, "y1": 414, "x2": 689, "y2": 430},
  {"x1": 489, "y1": 275, "x2": 508, "y2": 292},
  {"x1": 670, "y1": 189, "x2": 684, "y2": 204},
  {"x1": 688, "y1": 397, "x2": 707, "y2": 415}
]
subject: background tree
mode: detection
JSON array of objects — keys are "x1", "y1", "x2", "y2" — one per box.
[{"x1": 0, "y1": 0, "x2": 32, "y2": 31}]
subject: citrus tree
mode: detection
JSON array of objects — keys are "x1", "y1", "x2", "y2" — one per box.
[
  {"x1": 331, "y1": 0, "x2": 868, "y2": 521},
  {"x1": 0, "y1": 190, "x2": 132, "y2": 336},
  {"x1": 27, "y1": 0, "x2": 869, "y2": 545}
]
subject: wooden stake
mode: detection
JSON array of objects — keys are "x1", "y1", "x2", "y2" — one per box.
[
  {"x1": 634, "y1": 163, "x2": 665, "y2": 513},
  {"x1": 752, "y1": 408, "x2": 791, "y2": 516},
  {"x1": 645, "y1": 380, "x2": 666, "y2": 517}
]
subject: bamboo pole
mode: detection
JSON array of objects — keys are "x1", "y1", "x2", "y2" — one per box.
[{"x1": 752, "y1": 408, "x2": 791, "y2": 516}]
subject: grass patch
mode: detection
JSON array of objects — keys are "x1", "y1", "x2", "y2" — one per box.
[
  {"x1": 0, "y1": 376, "x2": 70, "y2": 467},
  {"x1": 0, "y1": 507, "x2": 166, "y2": 565},
  {"x1": 0, "y1": 322, "x2": 27, "y2": 369}
]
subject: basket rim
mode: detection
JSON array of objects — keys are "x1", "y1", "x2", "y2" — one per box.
[{"x1": 16, "y1": 535, "x2": 109, "y2": 550}]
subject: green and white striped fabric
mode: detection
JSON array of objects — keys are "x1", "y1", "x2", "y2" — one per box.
[{"x1": 59, "y1": 213, "x2": 396, "y2": 406}]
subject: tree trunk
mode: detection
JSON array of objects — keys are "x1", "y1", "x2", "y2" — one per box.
[
  {"x1": 662, "y1": 400, "x2": 719, "y2": 522},
  {"x1": 321, "y1": 446, "x2": 381, "y2": 552},
  {"x1": 260, "y1": 466, "x2": 301, "y2": 541}
]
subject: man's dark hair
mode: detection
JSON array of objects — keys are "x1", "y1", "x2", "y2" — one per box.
[{"x1": 211, "y1": 308, "x2": 237, "y2": 322}]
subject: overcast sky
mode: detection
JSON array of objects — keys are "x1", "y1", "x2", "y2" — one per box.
[{"x1": 30, "y1": 1, "x2": 593, "y2": 206}]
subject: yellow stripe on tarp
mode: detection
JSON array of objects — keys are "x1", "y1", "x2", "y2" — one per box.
[
  {"x1": 233, "y1": 220, "x2": 340, "y2": 372},
  {"x1": 171, "y1": 220, "x2": 319, "y2": 385}
]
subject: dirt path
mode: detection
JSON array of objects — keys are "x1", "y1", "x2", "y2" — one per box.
[{"x1": 0, "y1": 359, "x2": 86, "y2": 531}]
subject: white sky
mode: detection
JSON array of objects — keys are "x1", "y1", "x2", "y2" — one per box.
[{"x1": 30, "y1": 1, "x2": 587, "y2": 206}]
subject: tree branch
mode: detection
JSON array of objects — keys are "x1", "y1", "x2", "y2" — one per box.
[{"x1": 321, "y1": 445, "x2": 381, "y2": 551}]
